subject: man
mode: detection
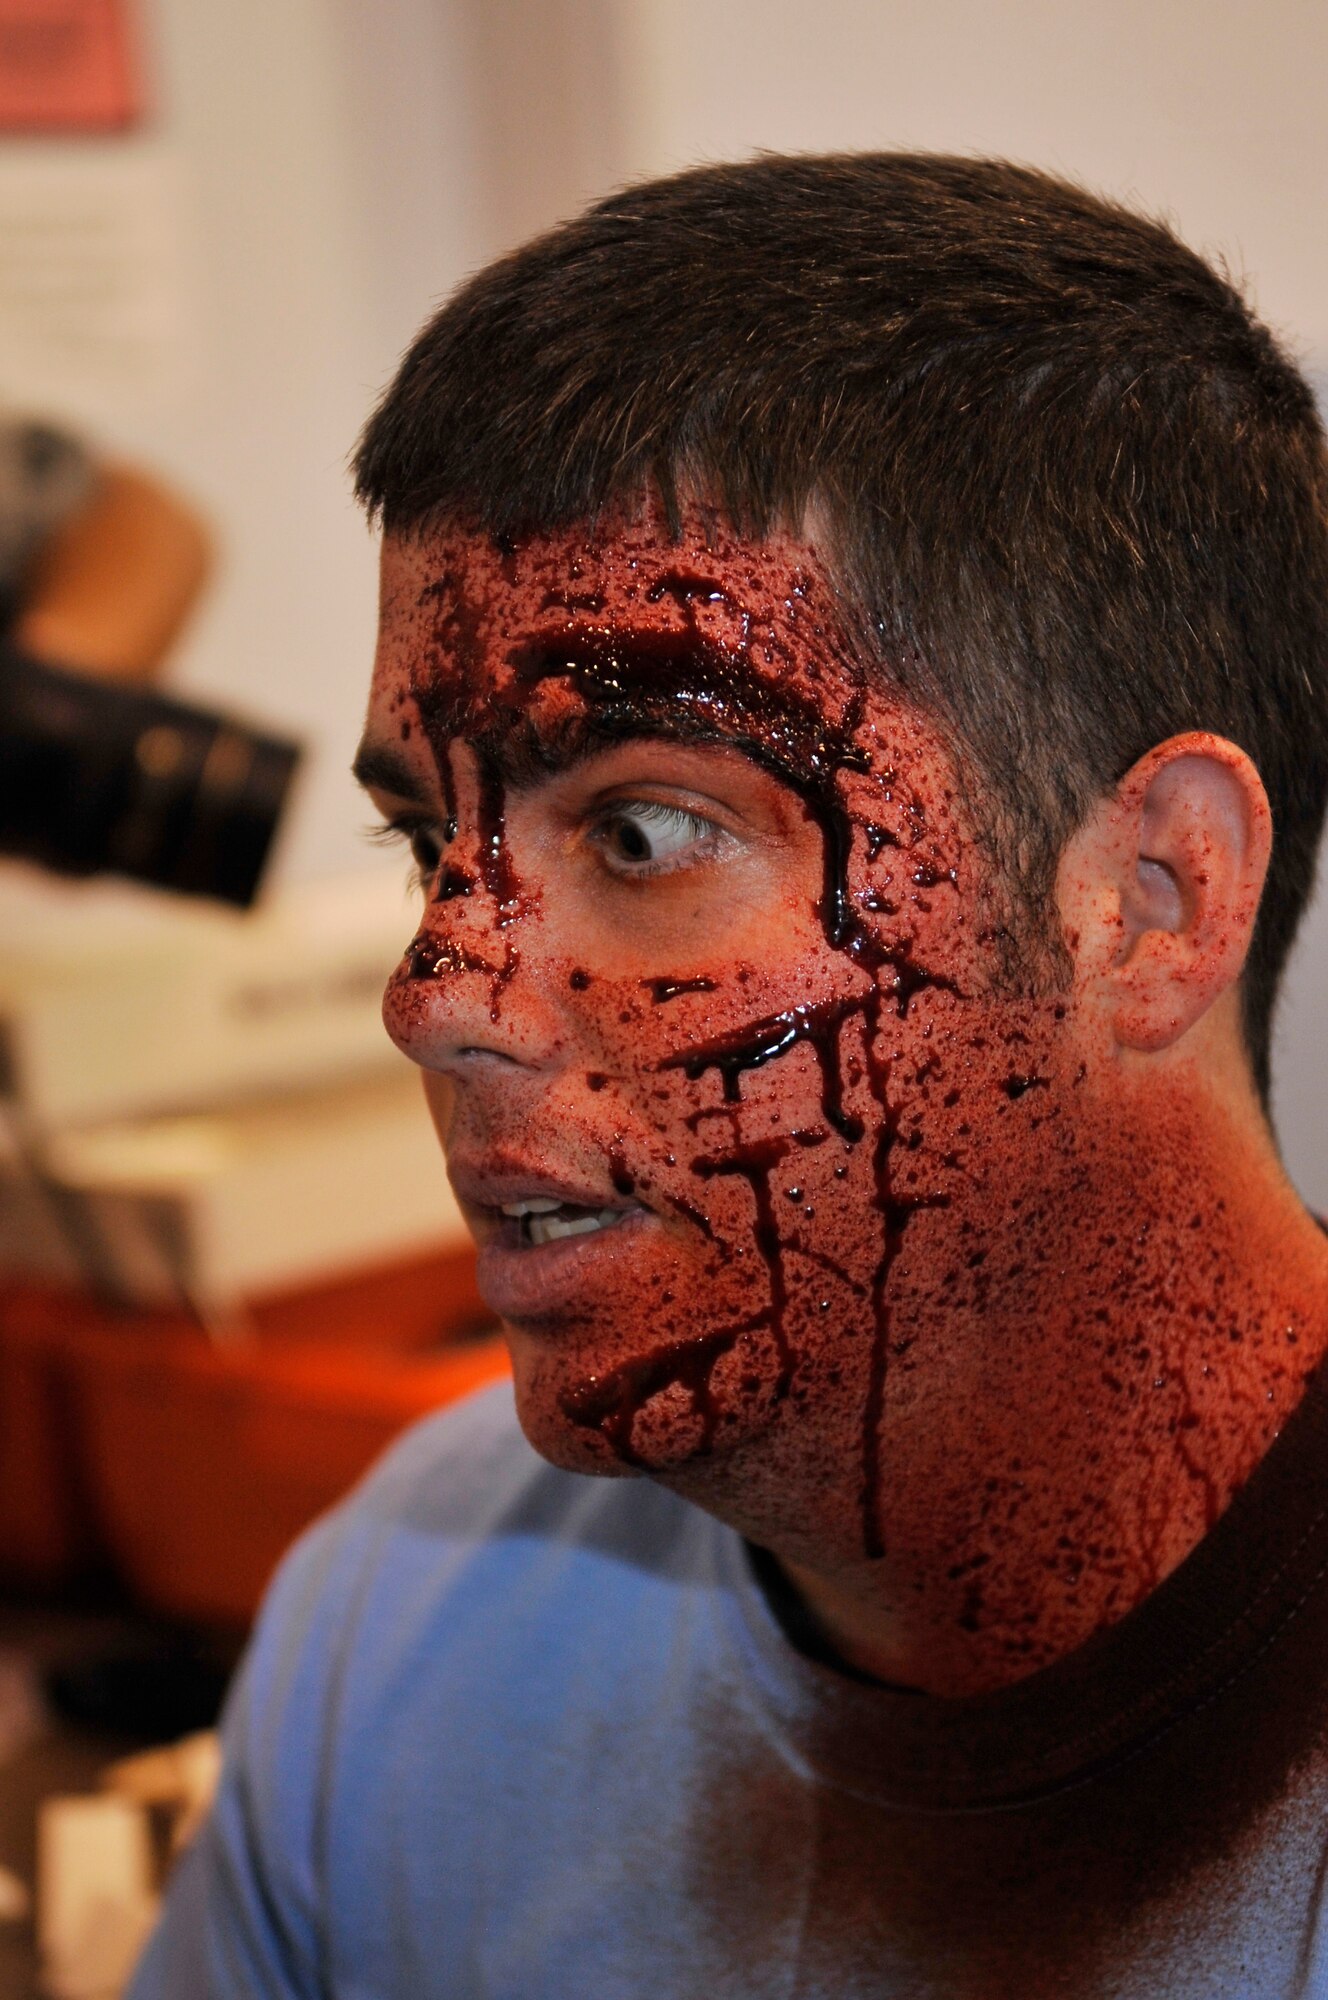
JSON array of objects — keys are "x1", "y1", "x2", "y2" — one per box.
[{"x1": 133, "y1": 155, "x2": 1328, "y2": 1996}]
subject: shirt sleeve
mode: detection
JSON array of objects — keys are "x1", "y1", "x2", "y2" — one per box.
[{"x1": 125, "y1": 1508, "x2": 358, "y2": 2000}]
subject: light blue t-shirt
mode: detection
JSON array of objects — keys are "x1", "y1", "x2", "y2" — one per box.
[{"x1": 131, "y1": 1376, "x2": 1328, "y2": 1998}]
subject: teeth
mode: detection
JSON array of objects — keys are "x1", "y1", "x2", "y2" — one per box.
[
  {"x1": 496, "y1": 1195, "x2": 629, "y2": 1244},
  {"x1": 527, "y1": 1208, "x2": 622, "y2": 1246}
]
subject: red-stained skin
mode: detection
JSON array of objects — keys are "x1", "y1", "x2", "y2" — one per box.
[{"x1": 361, "y1": 503, "x2": 1328, "y2": 1698}]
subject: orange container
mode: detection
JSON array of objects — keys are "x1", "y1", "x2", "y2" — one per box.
[{"x1": 0, "y1": 1250, "x2": 510, "y2": 1625}]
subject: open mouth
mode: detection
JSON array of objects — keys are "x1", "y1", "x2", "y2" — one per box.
[{"x1": 500, "y1": 1198, "x2": 630, "y2": 1247}]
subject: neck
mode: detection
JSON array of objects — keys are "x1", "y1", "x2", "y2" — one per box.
[{"x1": 675, "y1": 1063, "x2": 1328, "y2": 1699}]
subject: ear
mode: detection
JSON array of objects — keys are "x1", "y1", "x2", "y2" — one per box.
[{"x1": 1056, "y1": 733, "x2": 1272, "y2": 1054}]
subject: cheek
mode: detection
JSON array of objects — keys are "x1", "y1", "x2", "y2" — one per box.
[
  {"x1": 555, "y1": 929, "x2": 859, "y2": 1143},
  {"x1": 421, "y1": 1071, "x2": 455, "y2": 1147},
  {"x1": 498, "y1": 960, "x2": 876, "y2": 1473},
  {"x1": 548, "y1": 984, "x2": 1083, "y2": 1486}
]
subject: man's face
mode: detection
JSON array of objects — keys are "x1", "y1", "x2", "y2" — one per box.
[{"x1": 363, "y1": 509, "x2": 1090, "y2": 1563}]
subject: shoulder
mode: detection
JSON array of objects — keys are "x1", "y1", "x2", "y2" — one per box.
[
  {"x1": 218, "y1": 1382, "x2": 730, "y2": 1864},
  {"x1": 143, "y1": 1388, "x2": 749, "y2": 1990},
  {"x1": 243, "y1": 1381, "x2": 719, "y2": 1715},
  {"x1": 318, "y1": 1377, "x2": 702, "y2": 1567}
]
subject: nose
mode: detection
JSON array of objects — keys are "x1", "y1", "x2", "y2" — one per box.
[
  {"x1": 384, "y1": 898, "x2": 569, "y2": 1076},
  {"x1": 382, "y1": 747, "x2": 565, "y2": 1077}
]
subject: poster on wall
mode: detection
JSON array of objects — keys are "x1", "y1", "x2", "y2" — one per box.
[
  {"x1": 0, "y1": 0, "x2": 143, "y2": 133},
  {"x1": 0, "y1": 150, "x2": 186, "y2": 415}
]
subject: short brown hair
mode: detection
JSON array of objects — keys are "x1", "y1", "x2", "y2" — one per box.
[{"x1": 355, "y1": 153, "x2": 1328, "y2": 1102}]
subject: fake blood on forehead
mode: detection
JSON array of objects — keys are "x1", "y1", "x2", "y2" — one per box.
[
  {"x1": 404, "y1": 528, "x2": 971, "y2": 1554},
  {"x1": 411, "y1": 541, "x2": 873, "y2": 946}
]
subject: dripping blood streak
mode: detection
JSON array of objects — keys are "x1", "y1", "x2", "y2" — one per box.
[
  {"x1": 473, "y1": 760, "x2": 524, "y2": 1019},
  {"x1": 432, "y1": 864, "x2": 474, "y2": 902},
  {"x1": 474, "y1": 760, "x2": 521, "y2": 917},
  {"x1": 857, "y1": 991, "x2": 951, "y2": 1559},
  {"x1": 661, "y1": 998, "x2": 867, "y2": 1142},
  {"x1": 801, "y1": 785, "x2": 855, "y2": 948},
  {"x1": 438, "y1": 753, "x2": 458, "y2": 846},
  {"x1": 407, "y1": 681, "x2": 458, "y2": 845},
  {"x1": 859, "y1": 990, "x2": 898, "y2": 1558},
  {"x1": 404, "y1": 933, "x2": 509, "y2": 987},
  {"x1": 693, "y1": 1136, "x2": 794, "y2": 1396},
  {"x1": 411, "y1": 573, "x2": 485, "y2": 846},
  {"x1": 643, "y1": 976, "x2": 716, "y2": 1003},
  {"x1": 406, "y1": 922, "x2": 517, "y2": 1023},
  {"x1": 485, "y1": 945, "x2": 518, "y2": 1022},
  {"x1": 848, "y1": 931, "x2": 962, "y2": 1016},
  {"x1": 559, "y1": 1322, "x2": 762, "y2": 1463}
]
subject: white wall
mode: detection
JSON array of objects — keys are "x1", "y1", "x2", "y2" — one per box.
[
  {"x1": 60, "y1": 0, "x2": 625, "y2": 889},
  {"x1": 28, "y1": 0, "x2": 1324, "y2": 1198}
]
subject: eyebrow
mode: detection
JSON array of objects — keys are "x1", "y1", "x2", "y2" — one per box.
[
  {"x1": 350, "y1": 740, "x2": 431, "y2": 803},
  {"x1": 509, "y1": 708, "x2": 784, "y2": 810},
  {"x1": 349, "y1": 719, "x2": 663, "y2": 813},
  {"x1": 495, "y1": 707, "x2": 712, "y2": 784},
  {"x1": 352, "y1": 638, "x2": 812, "y2": 803}
]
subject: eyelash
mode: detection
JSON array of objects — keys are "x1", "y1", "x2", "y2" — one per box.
[
  {"x1": 367, "y1": 798, "x2": 730, "y2": 890},
  {"x1": 366, "y1": 814, "x2": 446, "y2": 890},
  {"x1": 585, "y1": 799, "x2": 728, "y2": 879}
]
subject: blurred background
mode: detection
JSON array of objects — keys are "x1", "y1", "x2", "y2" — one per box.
[{"x1": 0, "y1": 0, "x2": 1324, "y2": 1991}]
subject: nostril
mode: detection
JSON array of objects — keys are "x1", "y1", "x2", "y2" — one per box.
[{"x1": 405, "y1": 933, "x2": 505, "y2": 982}]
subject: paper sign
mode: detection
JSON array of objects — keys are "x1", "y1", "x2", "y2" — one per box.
[
  {"x1": 0, "y1": 148, "x2": 187, "y2": 414},
  {"x1": 0, "y1": 0, "x2": 143, "y2": 133}
]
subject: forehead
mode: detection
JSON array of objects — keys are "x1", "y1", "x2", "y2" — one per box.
[
  {"x1": 373, "y1": 513, "x2": 866, "y2": 727},
  {"x1": 377, "y1": 509, "x2": 835, "y2": 619},
  {"x1": 369, "y1": 516, "x2": 973, "y2": 913}
]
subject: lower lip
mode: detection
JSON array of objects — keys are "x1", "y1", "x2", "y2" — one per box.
[{"x1": 476, "y1": 1209, "x2": 655, "y2": 1320}]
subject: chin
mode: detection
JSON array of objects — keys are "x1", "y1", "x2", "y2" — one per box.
[{"x1": 505, "y1": 1323, "x2": 783, "y2": 1478}]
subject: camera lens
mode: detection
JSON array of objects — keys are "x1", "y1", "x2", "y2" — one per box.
[{"x1": 0, "y1": 646, "x2": 301, "y2": 907}]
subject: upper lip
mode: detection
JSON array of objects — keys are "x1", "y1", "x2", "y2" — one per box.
[{"x1": 447, "y1": 1157, "x2": 641, "y2": 1217}]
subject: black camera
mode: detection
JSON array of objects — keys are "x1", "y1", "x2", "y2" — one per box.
[{"x1": 0, "y1": 645, "x2": 301, "y2": 908}]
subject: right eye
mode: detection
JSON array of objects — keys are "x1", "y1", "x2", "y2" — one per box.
[
  {"x1": 369, "y1": 814, "x2": 448, "y2": 888},
  {"x1": 586, "y1": 799, "x2": 728, "y2": 879}
]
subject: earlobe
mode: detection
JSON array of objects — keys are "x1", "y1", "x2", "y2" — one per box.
[{"x1": 1060, "y1": 733, "x2": 1272, "y2": 1056}]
